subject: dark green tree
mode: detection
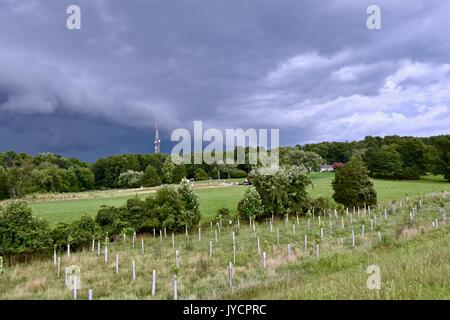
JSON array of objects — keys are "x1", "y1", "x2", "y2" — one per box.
[
  {"x1": 141, "y1": 165, "x2": 161, "y2": 187},
  {"x1": 332, "y1": 155, "x2": 377, "y2": 207}
]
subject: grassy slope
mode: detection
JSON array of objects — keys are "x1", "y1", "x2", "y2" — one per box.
[
  {"x1": 1, "y1": 197, "x2": 448, "y2": 299},
  {"x1": 28, "y1": 174, "x2": 448, "y2": 225}
]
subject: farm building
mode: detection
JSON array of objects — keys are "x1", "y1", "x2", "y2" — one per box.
[{"x1": 319, "y1": 164, "x2": 334, "y2": 172}]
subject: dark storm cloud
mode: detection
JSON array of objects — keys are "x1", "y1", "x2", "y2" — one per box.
[{"x1": 0, "y1": 0, "x2": 449, "y2": 160}]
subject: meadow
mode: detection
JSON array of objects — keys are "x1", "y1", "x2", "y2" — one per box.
[
  {"x1": 0, "y1": 192, "x2": 448, "y2": 299},
  {"x1": 26, "y1": 173, "x2": 449, "y2": 225}
]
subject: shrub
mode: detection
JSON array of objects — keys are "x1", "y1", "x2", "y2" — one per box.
[
  {"x1": 310, "y1": 196, "x2": 331, "y2": 213},
  {"x1": 117, "y1": 170, "x2": 143, "y2": 188},
  {"x1": 0, "y1": 201, "x2": 52, "y2": 255},
  {"x1": 237, "y1": 186, "x2": 263, "y2": 219},
  {"x1": 68, "y1": 215, "x2": 98, "y2": 250},
  {"x1": 332, "y1": 155, "x2": 377, "y2": 207},
  {"x1": 95, "y1": 205, "x2": 124, "y2": 236},
  {"x1": 215, "y1": 207, "x2": 231, "y2": 223},
  {"x1": 194, "y1": 168, "x2": 209, "y2": 181},
  {"x1": 250, "y1": 165, "x2": 311, "y2": 216},
  {"x1": 141, "y1": 165, "x2": 161, "y2": 187},
  {"x1": 172, "y1": 165, "x2": 187, "y2": 183}
]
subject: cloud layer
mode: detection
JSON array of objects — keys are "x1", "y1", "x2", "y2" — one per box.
[{"x1": 0, "y1": 0, "x2": 449, "y2": 160}]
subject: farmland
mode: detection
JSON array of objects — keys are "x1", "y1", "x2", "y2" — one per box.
[
  {"x1": 0, "y1": 192, "x2": 448, "y2": 299},
  {"x1": 25, "y1": 173, "x2": 449, "y2": 225}
]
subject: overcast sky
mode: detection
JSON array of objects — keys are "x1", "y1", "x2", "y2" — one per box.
[{"x1": 0, "y1": 0, "x2": 449, "y2": 161}]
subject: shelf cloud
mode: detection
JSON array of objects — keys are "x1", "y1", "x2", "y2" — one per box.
[{"x1": 0, "y1": 0, "x2": 449, "y2": 160}]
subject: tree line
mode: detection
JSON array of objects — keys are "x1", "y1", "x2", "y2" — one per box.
[{"x1": 1, "y1": 134, "x2": 449, "y2": 200}]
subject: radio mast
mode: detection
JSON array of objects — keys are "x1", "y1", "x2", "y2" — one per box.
[{"x1": 154, "y1": 122, "x2": 161, "y2": 154}]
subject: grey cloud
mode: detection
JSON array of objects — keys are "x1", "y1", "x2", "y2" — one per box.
[{"x1": 0, "y1": 0, "x2": 449, "y2": 160}]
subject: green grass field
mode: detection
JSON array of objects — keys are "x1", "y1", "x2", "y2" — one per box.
[
  {"x1": 1, "y1": 194, "x2": 448, "y2": 299},
  {"x1": 27, "y1": 174, "x2": 448, "y2": 225}
]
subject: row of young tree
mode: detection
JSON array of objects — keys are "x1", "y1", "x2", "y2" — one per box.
[{"x1": 0, "y1": 179, "x2": 200, "y2": 256}]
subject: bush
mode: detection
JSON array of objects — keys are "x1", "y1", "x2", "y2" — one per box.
[
  {"x1": 250, "y1": 165, "x2": 311, "y2": 216},
  {"x1": 332, "y1": 155, "x2": 377, "y2": 207},
  {"x1": 117, "y1": 170, "x2": 144, "y2": 188},
  {"x1": 95, "y1": 205, "x2": 125, "y2": 236},
  {"x1": 194, "y1": 168, "x2": 209, "y2": 181},
  {"x1": 229, "y1": 169, "x2": 247, "y2": 178},
  {"x1": 0, "y1": 201, "x2": 52, "y2": 255},
  {"x1": 215, "y1": 207, "x2": 231, "y2": 223},
  {"x1": 172, "y1": 165, "x2": 187, "y2": 183},
  {"x1": 141, "y1": 165, "x2": 161, "y2": 187},
  {"x1": 68, "y1": 215, "x2": 98, "y2": 250},
  {"x1": 237, "y1": 186, "x2": 263, "y2": 219},
  {"x1": 310, "y1": 196, "x2": 331, "y2": 213}
]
